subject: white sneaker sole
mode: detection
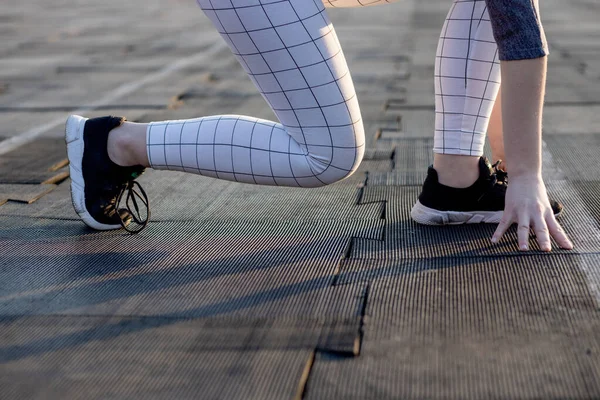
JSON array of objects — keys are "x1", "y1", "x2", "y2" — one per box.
[
  {"x1": 410, "y1": 200, "x2": 503, "y2": 225},
  {"x1": 65, "y1": 115, "x2": 122, "y2": 231}
]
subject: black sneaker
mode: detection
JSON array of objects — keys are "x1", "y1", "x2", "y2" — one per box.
[
  {"x1": 411, "y1": 156, "x2": 563, "y2": 225},
  {"x1": 65, "y1": 115, "x2": 150, "y2": 233}
]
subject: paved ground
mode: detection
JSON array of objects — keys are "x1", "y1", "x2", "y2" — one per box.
[{"x1": 1, "y1": 0, "x2": 600, "y2": 398}]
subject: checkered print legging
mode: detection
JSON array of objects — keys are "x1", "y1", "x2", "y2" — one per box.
[
  {"x1": 434, "y1": 0, "x2": 501, "y2": 156},
  {"x1": 146, "y1": 0, "x2": 502, "y2": 187}
]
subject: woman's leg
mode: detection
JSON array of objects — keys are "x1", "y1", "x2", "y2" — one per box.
[
  {"x1": 411, "y1": 0, "x2": 565, "y2": 238},
  {"x1": 109, "y1": 0, "x2": 405, "y2": 176},
  {"x1": 411, "y1": 0, "x2": 509, "y2": 225},
  {"x1": 432, "y1": 0, "x2": 501, "y2": 188},
  {"x1": 68, "y1": 0, "x2": 375, "y2": 232},
  {"x1": 113, "y1": 0, "x2": 365, "y2": 188},
  {"x1": 137, "y1": 0, "x2": 409, "y2": 185}
]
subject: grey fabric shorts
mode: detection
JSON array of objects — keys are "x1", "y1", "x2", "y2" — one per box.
[{"x1": 484, "y1": 0, "x2": 549, "y2": 61}]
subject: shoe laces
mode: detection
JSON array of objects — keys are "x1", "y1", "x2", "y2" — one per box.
[
  {"x1": 476, "y1": 160, "x2": 506, "y2": 202},
  {"x1": 116, "y1": 180, "x2": 150, "y2": 234},
  {"x1": 491, "y1": 160, "x2": 508, "y2": 186}
]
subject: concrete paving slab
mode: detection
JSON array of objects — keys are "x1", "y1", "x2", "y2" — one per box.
[
  {"x1": 0, "y1": 316, "x2": 356, "y2": 355},
  {"x1": 1, "y1": 345, "x2": 313, "y2": 400},
  {"x1": 198, "y1": 183, "x2": 383, "y2": 222},
  {"x1": 306, "y1": 254, "x2": 600, "y2": 399},
  {"x1": 0, "y1": 168, "x2": 69, "y2": 186},
  {"x1": 0, "y1": 184, "x2": 56, "y2": 204},
  {"x1": 384, "y1": 109, "x2": 435, "y2": 138},
  {"x1": 0, "y1": 215, "x2": 377, "y2": 317},
  {"x1": 368, "y1": 138, "x2": 433, "y2": 186},
  {"x1": 544, "y1": 135, "x2": 600, "y2": 180},
  {"x1": 351, "y1": 181, "x2": 600, "y2": 258},
  {"x1": 363, "y1": 148, "x2": 395, "y2": 161},
  {"x1": 361, "y1": 255, "x2": 599, "y2": 338},
  {"x1": 306, "y1": 334, "x2": 600, "y2": 400},
  {"x1": 0, "y1": 137, "x2": 68, "y2": 184},
  {"x1": 342, "y1": 159, "x2": 393, "y2": 185},
  {"x1": 0, "y1": 112, "x2": 72, "y2": 141},
  {"x1": 573, "y1": 181, "x2": 600, "y2": 223},
  {"x1": 543, "y1": 106, "x2": 600, "y2": 135},
  {"x1": 0, "y1": 180, "x2": 76, "y2": 218},
  {"x1": 0, "y1": 214, "x2": 367, "y2": 354},
  {"x1": 545, "y1": 64, "x2": 600, "y2": 104},
  {"x1": 0, "y1": 170, "x2": 381, "y2": 222}
]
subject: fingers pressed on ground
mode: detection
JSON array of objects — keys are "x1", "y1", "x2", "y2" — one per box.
[
  {"x1": 517, "y1": 213, "x2": 531, "y2": 251},
  {"x1": 532, "y1": 216, "x2": 552, "y2": 252},
  {"x1": 546, "y1": 214, "x2": 574, "y2": 250},
  {"x1": 492, "y1": 214, "x2": 513, "y2": 243}
]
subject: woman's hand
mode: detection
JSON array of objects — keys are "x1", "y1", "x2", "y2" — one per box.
[{"x1": 491, "y1": 174, "x2": 573, "y2": 251}]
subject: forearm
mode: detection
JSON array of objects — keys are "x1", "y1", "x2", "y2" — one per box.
[
  {"x1": 487, "y1": 87, "x2": 506, "y2": 168},
  {"x1": 500, "y1": 57, "x2": 547, "y2": 178}
]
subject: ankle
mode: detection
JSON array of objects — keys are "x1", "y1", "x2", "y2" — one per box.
[
  {"x1": 107, "y1": 126, "x2": 133, "y2": 166},
  {"x1": 433, "y1": 154, "x2": 480, "y2": 188},
  {"x1": 107, "y1": 122, "x2": 148, "y2": 167}
]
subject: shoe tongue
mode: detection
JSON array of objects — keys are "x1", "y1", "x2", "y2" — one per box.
[
  {"x1": 478, "y1": 156, "x2": 494, "y2": 179},
  {"x1": 126, "y1": 165, "x2": 145, "y2": 179}
]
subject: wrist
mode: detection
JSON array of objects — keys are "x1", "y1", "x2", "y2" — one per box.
[
  {"x1": 507, "y1": 169, "x2": 543, "y2": 182},
  {"x1": 504, "y1": 154, "x2": 541, "y2": 180}
]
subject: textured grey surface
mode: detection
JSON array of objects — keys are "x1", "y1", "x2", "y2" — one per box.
[
  {"x1": 362, "y1": 255, "x2": 599, "y2": 339},
  {"x1": 1, "y1": 346, "x2": 313, "y2": 400},
  {"x1": 367, "y1": 136, "x2": 493, "y2": 187},
  {"x1": 350, "y1": 183, "x2": 600, "y2": 258},
  {"x1": 307, "y1": 255, "x2": 600, "y2": 399},
  {"x1": 0, "y1": 183, "x2": 56, "y2": 204},
  {"x1": 368, "y1": 138, "x2": 432, "y2": 186},
  {"x1": 573, "y1": 181, "x2": 600, "y2": 226},
  {"x1": 1, "y1": 0, "x2": 600, "y2": 398},
  {"x1": 306, "y1": 335, "x2": 600, "y2": 400},
  {"x1": 0, "y1": 170, "x2": 382, "y2": 221},
  {"x1": 0, "y1": 138, "x2": 68, "y2": 184},
  {"x1": 0, "y1": 215, "x2": 372, "y2": 358},
  {"x1": 0, "y1": 181, "x2": 86, "y2": 218},
  {"x1": 193, "y1": 181, "x2": 383, "y2": 222},
  {"x1": 544, "y1": 135, "x2": 600, "y2": 181}
]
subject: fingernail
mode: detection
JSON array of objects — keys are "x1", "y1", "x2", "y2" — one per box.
[
  {"x1": 520, "y1": 245, "x2": 528, "y2": 251},
  {"x1": 491, "y1": 237, "x2": 498, "y2": 243}
]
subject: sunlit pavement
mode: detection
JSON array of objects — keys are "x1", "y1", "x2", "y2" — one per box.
[{"x1": 1, "y1": 1, "x2": 600, "y2": 398}]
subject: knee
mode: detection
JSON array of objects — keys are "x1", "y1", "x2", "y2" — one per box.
[{"x1": 305, "y1": 128, "x2": 365, "y2": 187}]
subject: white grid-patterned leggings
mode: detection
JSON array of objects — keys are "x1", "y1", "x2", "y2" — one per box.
[{"x1": 146, "y1": 0, "x2": 501, "y2": 188}]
